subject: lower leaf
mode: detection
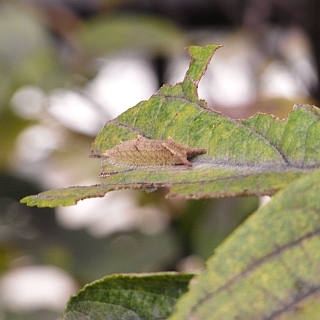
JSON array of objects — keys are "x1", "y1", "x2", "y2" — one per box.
[{"x1": 63, "y1": 273, "x2": 193, "y2": 320}]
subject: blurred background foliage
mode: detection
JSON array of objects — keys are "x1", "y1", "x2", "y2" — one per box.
[{"x1": 0, "y1": 0, "x2": 319, "y2": 319}]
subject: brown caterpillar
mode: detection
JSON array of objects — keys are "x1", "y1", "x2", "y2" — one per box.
[{"x1": 101, "y1": 136, "x2": 206, "y2": 168}]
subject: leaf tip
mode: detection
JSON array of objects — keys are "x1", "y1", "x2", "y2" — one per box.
[
  {"x1": 184, "y1": 43, "x2": 223, "y2": 52},
  {"x1": 20, "y1": 196, "x2": 31, "y2": 206}
]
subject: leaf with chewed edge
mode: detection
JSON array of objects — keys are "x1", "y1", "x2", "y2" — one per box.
[{"x1": 21, "y1": 44, "x2": 320, "y2": 207}]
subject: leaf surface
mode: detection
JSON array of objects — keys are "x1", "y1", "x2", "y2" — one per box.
[
  {"x1": 169, "y1": 167, "x2": 320, "y2": 320},
  {"x1": 20, "y1": 44, "x2": 320, "y2": 207},
  {"x1": 63, "y1": 273, "x2": 193, "y2": 320}
]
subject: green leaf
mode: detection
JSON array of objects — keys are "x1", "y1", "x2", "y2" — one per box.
[
  {"x1": 169, "y1": 167, "x2": 320, "y2": 320},
  {"x1": 20, "y1": 44, "x2": 320, "y2": 207},
  {"x1": 63, "y1": 273, "x2": 193, "y2": 320}
]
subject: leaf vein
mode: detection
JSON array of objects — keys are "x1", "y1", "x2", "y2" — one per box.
[{"x1": 190, "y1": 228, "x2": 320, "y2": 316}]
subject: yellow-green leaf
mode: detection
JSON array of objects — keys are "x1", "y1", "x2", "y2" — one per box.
[{"x1": 169, "y1": 167, "x2": 320, "y2": 320}]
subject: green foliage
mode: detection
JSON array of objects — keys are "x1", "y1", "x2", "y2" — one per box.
[
  {"x1": 77, "y1": 13, "x2": 186, "y2": 56},
  {"x1": 63, "y1": 273, "x2": 193, "y2": 320},
  {"x1": 18, "y1": 44, "x2": 320, "y2": 319},
  {"x1": 21, "y1": 44, "x2": 319, "y2": 207},
  {"x1": 170, "y1": 167, "x2": 320, "y2": 319}
]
